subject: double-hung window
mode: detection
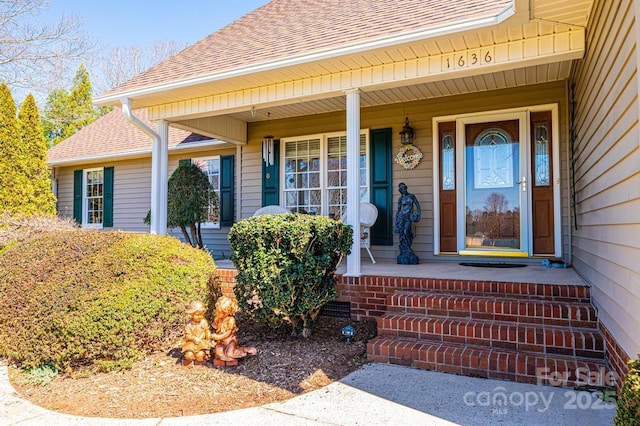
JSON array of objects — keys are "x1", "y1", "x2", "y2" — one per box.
[
  {"x1": 73, "y1": 167, "x2": 113, "y2": 228},
  {"x1": 179, "y1": 155, "x2": 234, "y2": 228},
  {"x1": 282, "y1": 131, "x2": 368, "y2": 218},
  {"x1": 191, "y1": 156, "x2": 221, "y2": 229},
  {"x1": 84, "y1": 168, "x2": 104, "y2": 227}
]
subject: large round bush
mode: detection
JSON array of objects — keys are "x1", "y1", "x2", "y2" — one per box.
[
  {"x1": 229, "y1": 214, "x2": 352, "y2": 337},
  {"x1": 0, "y1": 230, "x2": 218, "y2": 372}
]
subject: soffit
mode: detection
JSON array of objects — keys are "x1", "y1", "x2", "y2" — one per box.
[
  {"x1": 153, "y1": 20, "x2": 582, "y2": 123},
  {"x1": 172, "y1": 61, "x2": 573, "y2": 127},
  {"x1": 532, "y1": 0, "x2": 594, "y2": 27},
  {"x1": 136, "y1": 20, "x2": 574, "y2": 111}
]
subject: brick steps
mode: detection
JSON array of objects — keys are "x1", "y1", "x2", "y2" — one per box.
[
  {"x1": 387, "y1": 291, "x2": 597, "y2": 328},
  {"x1": 378, "y1": 313, "x2": 604, "y2": 359},
  {"x1": 352, "y1": 277, "x2": 591, "y2": 302},
  {"x1": 363, "y1": 278, "x2": 609, "y2": 388},
  {"x1": 367, "y1": 336, "x2": 609, "y2": 387}
]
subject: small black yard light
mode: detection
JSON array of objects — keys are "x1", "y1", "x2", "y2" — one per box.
[{"x1": 341, "y1": 324, "x2": 356, "y2": 343}]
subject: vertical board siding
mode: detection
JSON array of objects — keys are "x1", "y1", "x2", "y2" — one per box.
[
  {"x1": 571, "y1": 0, "x2": 640, "y2": 358},
  {"x1": 245, "y1": 81, "x2": 569, "y2": 263}
]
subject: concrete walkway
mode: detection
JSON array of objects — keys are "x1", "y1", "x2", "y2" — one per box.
[{"x1": 1, "y1": 362, "x2": 615, "y2": 425}]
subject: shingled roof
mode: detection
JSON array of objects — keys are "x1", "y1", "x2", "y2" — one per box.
[
  {"x1": 47, "y1": 109, "x2": 209, "y2": 164},
  {"x1": 100, "y1": 0, "x2": 512, "y2": 98}
]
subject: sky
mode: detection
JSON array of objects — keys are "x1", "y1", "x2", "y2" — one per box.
[{"x1": 45, "y1": 1, "x2": 270, "y2": 50}]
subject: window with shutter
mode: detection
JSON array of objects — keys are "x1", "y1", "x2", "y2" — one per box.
[
  {"x1": 188, "y1": 155, "x2": 235, "y2": 228},
  {"x1": 73, "y1": 167, "x2": 113, "y2": 228}
]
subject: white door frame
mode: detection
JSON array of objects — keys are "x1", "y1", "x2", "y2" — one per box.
[{"x1": 432, "y1": 103, "x2": 561, "y2": 257}]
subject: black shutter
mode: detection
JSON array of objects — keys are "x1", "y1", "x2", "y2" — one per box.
[
  {"x1": 369, "y1": 128, "x2": 393, "y2": 245},
  {"x1": 73, "y1": 170, "x2": 83, "y2": 224},
  {"x1": 220, "y1": 155, "x2": 235, "y2": 226},
  {"x1": 262, "y1": 140, "x2": 280, "y2": 207},
  {"x1": 103, "y1": 167, "x2": 114, "y2": 227}
]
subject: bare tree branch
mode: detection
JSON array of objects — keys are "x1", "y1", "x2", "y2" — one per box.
[
  {"x1": 91, "y1": 40, "x2": 185, "y2": 94},
  {"x1": 0, "y1": 0, "x2": 95, "y2": 96}
]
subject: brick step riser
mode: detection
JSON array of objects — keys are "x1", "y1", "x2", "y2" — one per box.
[
  {"x1": 350, "y1": 277, "x2": 591, "y2": 302},
  {"x1": 377, "y1": 316, "x2": 605, "y2": 359},
  {"x1": 387, "y1": 295, "x2": 597, "y2": 329},
  {"x1": 367, "y1": 337, "x2": 610, "y2": 388}
]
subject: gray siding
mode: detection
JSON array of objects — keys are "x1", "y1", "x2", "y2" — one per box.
[
  {"x1": 570, "y1": 0, "x2": 640, "y2": 358},
  {"x1": 55, "y1": 158, "x2": 151, "y2": 233},
  {"x1": 55, "y1": 148, "x2": 238, "y2": 258}
]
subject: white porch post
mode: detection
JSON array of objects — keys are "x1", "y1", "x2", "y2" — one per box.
[
  {"x1": 155, "y1": 120, "x2": 169, "y2": 235},
  {"x1": 345, "y1": 88, "x2": 361, "y2": 276}
]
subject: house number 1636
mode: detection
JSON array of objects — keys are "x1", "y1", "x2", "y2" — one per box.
[{"x1": 444, "y1": 50, "x2": 493, "y2": 69}]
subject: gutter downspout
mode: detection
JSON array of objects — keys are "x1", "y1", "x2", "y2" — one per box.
[{"x1": 120, "y1": 97, "x2": 168, "y2": 235}]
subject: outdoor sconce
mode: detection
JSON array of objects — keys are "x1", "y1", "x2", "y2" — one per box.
[
  {"x1": 262, "y1": 112, "x2": 275, "y2": 166},
  {"x1": 399, "y1": 116, "x2": 415, "y2": 145},
  {"x1": 341, "y1": 324, "x2": 356, "y2": 343}
]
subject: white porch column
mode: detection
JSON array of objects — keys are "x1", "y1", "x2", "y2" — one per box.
[
  {"x1": 345, "y1": 88, "x2": 361, "y2": 276},
  {"x1": 155, "y1": 120, "x2": 169, "y2": 235}
]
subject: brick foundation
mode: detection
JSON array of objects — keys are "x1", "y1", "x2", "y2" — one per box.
[
  {"x1": 600, "y1": 320, "x2": 633, "y2": 391},
  {"x1": 216, "y1": 268, "x2": 238, "y2": 300}
]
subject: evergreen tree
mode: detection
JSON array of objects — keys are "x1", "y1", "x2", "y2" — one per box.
[
  {"x1": 18, "y1": 94, "x2": 56, "y2": 215},
  {"x1": 42, "y1": 88, "x2": 71, "y2": 146},
  {"x1": 43, "y1": 63, "x2": 101, "y2": 146},
  {"x1": 0, "y1": 82, "x2": 29, "y2": 214}
]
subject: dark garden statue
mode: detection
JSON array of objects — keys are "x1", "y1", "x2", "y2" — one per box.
[{"x1": 393, "y1": 182, "x2": 421, "y2": 264}]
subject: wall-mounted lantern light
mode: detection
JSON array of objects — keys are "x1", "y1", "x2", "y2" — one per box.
[{"x1": 399, "y1": 116, "x2": 415, "y2": 145}]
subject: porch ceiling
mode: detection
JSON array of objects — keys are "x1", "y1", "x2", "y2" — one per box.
[
  {"x1": 532, "y1": 0, "x2": 594, "y2": 27},
  {"x1": 172, "y1": 60, "x2": 573, "y2": 127},
  {"x1": 150, "y1": 19, "x2": 583, "y2": 126}
]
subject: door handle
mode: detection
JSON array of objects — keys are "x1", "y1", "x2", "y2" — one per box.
[{"x1": 517, "y1": 176, "x2": 527, "y2": 192}]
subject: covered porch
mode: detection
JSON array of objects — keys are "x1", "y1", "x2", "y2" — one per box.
[{"x1": 94, "y1": 0, "x2": 593, "y2": 276}]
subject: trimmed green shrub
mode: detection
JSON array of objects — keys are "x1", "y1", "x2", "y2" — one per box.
[
  {"x1": 0, "y1": 230, "x2": 219, "y2": 372},
  {"x1": 615, "y1": 358, "x2": 640, "y2": 425},
  {"x1": 228, "y1": 214, "x2": 352, "y2": 337}
]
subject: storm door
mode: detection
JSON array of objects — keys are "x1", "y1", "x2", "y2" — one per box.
[{"x1": 458, "y1": 114, "x2": 529, "y2": 256}]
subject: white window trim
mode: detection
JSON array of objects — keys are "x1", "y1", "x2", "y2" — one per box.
[
  {"x1": 82, "y1": 167, "x2": 104, "y2": 229},
  {"x1": 191, "y1": 155, "x2": 221, "y2": 229},
  {"x1": 432, "y1": 103, "x2": 561, "y2": 257},
  {"x1": 280, "y1": 130, "x2": 370, "y2": 217}
]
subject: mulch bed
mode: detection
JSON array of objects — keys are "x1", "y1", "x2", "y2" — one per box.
[{"x1": 9, "y1": 316, "x2": 377, "y2": 419}]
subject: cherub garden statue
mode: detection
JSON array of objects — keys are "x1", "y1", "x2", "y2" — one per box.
[
  {"x1": 211, "y1": 296, "x2": 257, "y2": 365},
  {"x1": 181, "y1": 300, "x2": 212, "y2": 366}
]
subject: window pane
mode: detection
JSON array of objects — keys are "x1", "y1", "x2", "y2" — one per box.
[
  {"x1": 85, "y1": 169, "x2": 104, "y2": 226},
  {"x1": 284, "y1": 134, "x2": 368, "y2": 218},
  {"x1": 192, "y1": 157, "x2": 221, "y2": 225},
  {"x1": 441, "y1": 132, "x2": 455, "y2": 190},
  {"x1": 534, "y1": 123, "x2": 550, "y2": 187}
]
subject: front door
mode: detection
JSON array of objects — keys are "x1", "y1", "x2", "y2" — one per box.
[
  {"x1": 434, "y1": 107, "x2": 560, "y2": 258},
  {"x1": 460, "y1": 117, "x2": 529, "y2": 256}
]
